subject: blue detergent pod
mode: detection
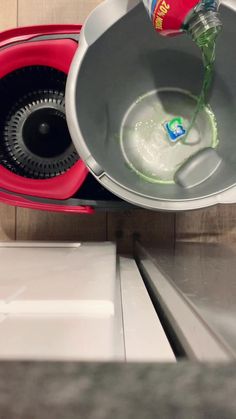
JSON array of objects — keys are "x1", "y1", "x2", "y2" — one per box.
[{"x1": 164, "y1": 117, "x2": 186, "y2": 142}]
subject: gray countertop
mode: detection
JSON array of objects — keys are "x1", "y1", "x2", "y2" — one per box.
[
  {"x1": 145, "y1": 243, "x2": 236, "y2": 356},
  {"x1": 0, "y1": 362, "x2": 235, "y2": 418}
]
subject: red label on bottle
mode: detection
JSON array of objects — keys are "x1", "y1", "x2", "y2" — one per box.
[{"x1": 152, "y1": 0, "x2": 200, "y2": 35}]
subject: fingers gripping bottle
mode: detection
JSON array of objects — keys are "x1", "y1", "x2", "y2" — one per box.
[{"x1": 142, "y1": 0, "x2": 222, "y2": 42}]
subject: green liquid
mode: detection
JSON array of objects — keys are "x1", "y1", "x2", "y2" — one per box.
[
  {"x1": 186, "y1": 26, "x2": 221, "y2": 138},
  {"x1": 119, "y1": 27, "x2": 222, "y2": 185}
]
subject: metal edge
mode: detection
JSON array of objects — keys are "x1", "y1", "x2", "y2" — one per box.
[
  {"x1": 135, "y1": 242, "x2": 235, "y2": 361},
  {"x1": 119, "y1": 256, "x2": 176, "y2": 362}
]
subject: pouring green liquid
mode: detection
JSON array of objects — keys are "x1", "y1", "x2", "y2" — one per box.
[{"x1": 185, "y1": 25, "x2": 222, "y2": 139}]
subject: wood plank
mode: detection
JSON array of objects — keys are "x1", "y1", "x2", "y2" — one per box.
[
  {"x1": 0, "y1": 205, "x2": 16, "y2": 241},
  {"x1": 16, "y1": 0, "x2": 107, "y2": 242},
  {"x1": 0, "y1": 0, "x2": 17, "y2": 29},
  {"x1": 18, "y1": 0, "x2": 103, "y2": 25},
  {"x1": 0, "y1": 0, "x2": 18, "y2": 241},
  {"x1": 108, "y1": 210, "x2": 175, "y2": 254},
  {"x1": 16, "y1": 209, "x2": 107, "y2": 241},
  {"x1": 176, "y1": 205, "x2": 236, "y2": 244}
]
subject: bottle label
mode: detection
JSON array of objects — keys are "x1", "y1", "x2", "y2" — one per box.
[{"x1": 143, "y1": 0, "x2": 200, "y2": 35}]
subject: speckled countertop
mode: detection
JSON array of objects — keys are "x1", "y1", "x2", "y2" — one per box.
[{"x1": 0, "y1": 362, "x2": 235, "y2": 419}]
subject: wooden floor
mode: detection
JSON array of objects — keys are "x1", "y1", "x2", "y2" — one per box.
[{"x1": 0, "y1": 0, "x2": 235, "y2": 251}]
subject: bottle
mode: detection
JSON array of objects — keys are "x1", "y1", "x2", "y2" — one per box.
[{"x1": 142, "y1": 0, "x2": 222, "y2": 42}]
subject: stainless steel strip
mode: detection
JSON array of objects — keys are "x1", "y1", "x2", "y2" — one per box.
[
  {"x1": 119, "y1": 256, "x2": 175, "y2": 362},
  {"x1": 135, "y1": 243, "x2": 234, "y2": 361}
]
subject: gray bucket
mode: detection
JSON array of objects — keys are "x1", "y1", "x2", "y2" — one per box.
[{"x1": 66, "y1": 0, "x2": 236, "y2": 211}]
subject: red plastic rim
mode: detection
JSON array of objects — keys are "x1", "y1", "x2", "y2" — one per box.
[
  {"x1": 0, "y1": 24, "x2": 82, "y2": 48},
  {"x1": 0, "y1": 189, "x2": 94, "y2": 214},
  {"x1": 0, "y1": 36, "x2": 88, "y2": 200}
]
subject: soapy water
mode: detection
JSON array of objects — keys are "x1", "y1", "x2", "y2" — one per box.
[
  {"x1": 120, "y1": 28, "x2": 221, "y2": 185},
  {"x1": 120, "y1": 88, "x2": 218, "y2": 184}
]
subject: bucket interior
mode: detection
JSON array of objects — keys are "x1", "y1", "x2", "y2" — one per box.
[{"x1": 75, "y1": 3, "x2": 236, "y2": 201}]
